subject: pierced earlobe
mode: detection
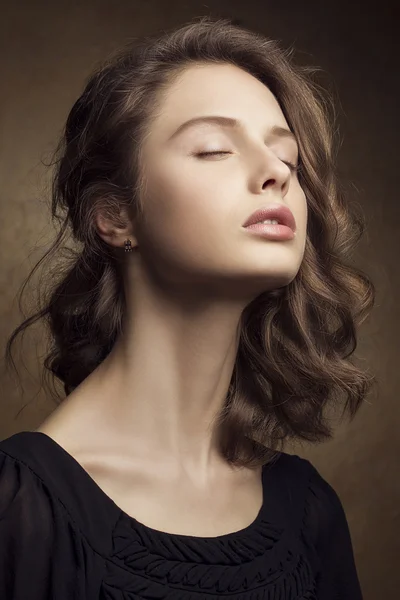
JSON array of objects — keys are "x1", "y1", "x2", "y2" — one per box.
[{"x1": 124, "y1": 239, "x2": 133, "y2": 253}]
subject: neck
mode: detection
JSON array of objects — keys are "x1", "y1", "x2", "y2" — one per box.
[{"x1": 67, "y1": 290, "x2": 249, "y2": 480}]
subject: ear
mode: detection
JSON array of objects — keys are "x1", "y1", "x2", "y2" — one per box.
[{"x1": 95, "y1": 206, "x2": 138, "y2": 249}]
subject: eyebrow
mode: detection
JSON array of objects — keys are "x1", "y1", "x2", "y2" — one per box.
[{"x1": 168, "y1": 115, "x2": 298, "y2": 146}]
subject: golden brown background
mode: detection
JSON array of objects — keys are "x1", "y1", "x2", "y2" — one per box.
[{"x1": 0, "y1": 1, "x2": 398, "y2": 598}]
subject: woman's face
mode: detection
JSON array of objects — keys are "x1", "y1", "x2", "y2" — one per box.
[{"x1": 134, "y1": 62, "x2": 308, "y2": 298}]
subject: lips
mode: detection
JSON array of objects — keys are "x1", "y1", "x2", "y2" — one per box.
[{"x1": 242, "y1": 204, "x2": 296, "y2": 232}]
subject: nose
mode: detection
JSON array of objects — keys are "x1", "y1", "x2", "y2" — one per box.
[{"x1": 250, "y1": 148, "x2": 291, "y2": 196}]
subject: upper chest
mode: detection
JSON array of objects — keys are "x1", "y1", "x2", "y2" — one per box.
[
  {"x1": 36, "y1": 420, "x2": 264, "y2": 538},
  {"x1": 79, "y1": 454, "x2": 264, "y2": 537}
]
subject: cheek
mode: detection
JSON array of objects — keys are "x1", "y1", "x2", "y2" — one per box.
[
  {"x1": 294, "y1": 183, "x2": 307, "y2": 227},
  {"x1": 296, "y1": 189, "x2": 308, "y2": 256},
  {"x1": 139, "y1": 165, "x2": 229, "y2": 263},
  {"x1": 145, "y1": 157, "x2": 235, "y2": 230}
]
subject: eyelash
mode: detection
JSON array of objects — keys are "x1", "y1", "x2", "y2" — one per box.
[{"x1": 195, "y1": 151, "x2": 300, "y2": 172}]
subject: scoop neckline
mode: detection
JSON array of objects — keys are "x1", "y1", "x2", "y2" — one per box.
[{"x1": 20, "y1": 430, "x2": 278, "y2": 542}]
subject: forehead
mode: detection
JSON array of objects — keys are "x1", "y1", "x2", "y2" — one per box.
[{"x1": 147, "y1": 63, "x2": 289, "y2": 143}]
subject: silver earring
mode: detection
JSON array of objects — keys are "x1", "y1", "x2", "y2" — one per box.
[{"x1": 124, "y1": 239, "x2": 133, "y2": 252}]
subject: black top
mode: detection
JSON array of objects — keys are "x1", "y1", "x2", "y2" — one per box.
[{"x1": 0, "y1": 431, "x2": 363, "y2": 599}]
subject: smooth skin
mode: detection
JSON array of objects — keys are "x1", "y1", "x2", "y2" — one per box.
[{"x1": 38, "y1": 62, "x2": 308, "y2": 536}]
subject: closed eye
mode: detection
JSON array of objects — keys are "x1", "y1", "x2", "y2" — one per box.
[
  {"x1": 195, "y1": 151, "x2": 300, "y2": 173},
  {"x1": 195, "y1": 151, "x2": 230, "y2": 158},
  {"x1": 282, "y1": 160, "x2": 300, "y2": 173}
]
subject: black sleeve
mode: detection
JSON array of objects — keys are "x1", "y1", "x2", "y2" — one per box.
[
  {"x1": 304, "y1": 461, "x2": 364, "y2": 600},
  {"x1": 0, "y1": 449, "x2": 86, "y2": 599}
]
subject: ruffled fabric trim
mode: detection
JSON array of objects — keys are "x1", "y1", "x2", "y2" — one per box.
[{"x1": 101, "y1": 513, "x2": 318, "y2": 599}]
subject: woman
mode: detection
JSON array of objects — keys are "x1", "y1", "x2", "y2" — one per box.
[{"x1": 0, "y1": 15, "x2": 375, "y2": 599}]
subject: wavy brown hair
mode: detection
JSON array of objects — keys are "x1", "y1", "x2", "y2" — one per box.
[{"x1": 5, "y1": 16, "x2": 376, "y2": 468}]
